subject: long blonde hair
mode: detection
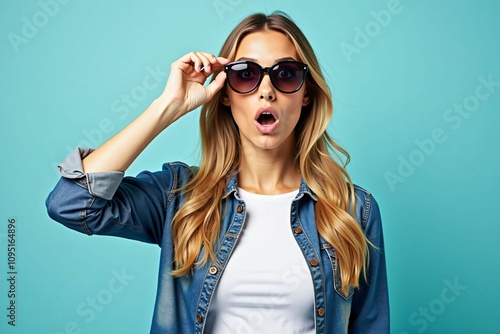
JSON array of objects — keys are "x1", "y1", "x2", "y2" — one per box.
[{"x1": 171, "y1": 12, "x2": 369, "y2": 294}]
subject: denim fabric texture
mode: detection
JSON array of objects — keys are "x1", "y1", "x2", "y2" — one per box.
[{"x1": 46, "y1": 148, "x2": 390, "y2": 334}]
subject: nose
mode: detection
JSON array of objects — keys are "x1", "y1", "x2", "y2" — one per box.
[{"x1": 258, "y1": 73, "x2": 276, "y2": 101}]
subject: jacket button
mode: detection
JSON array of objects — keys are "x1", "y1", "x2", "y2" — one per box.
[
  {"x1": 209, "y1": 266, "x2": 218, "y2": 275},
  {"x1": 293, "y1": 227, "x2": 303, "y2": 234},
  {"x1": 236, "y1": 205, "x2": 243, "y2": 213},
  {"x1": 317, "y1": 307, "x2": 325, "y2": 316},
  {"x1": 309, "y1": 258, "x2": 319, "y2": 266},
  {"x1": 196, "y1": 314, "x2": 203, "y2": 323}
]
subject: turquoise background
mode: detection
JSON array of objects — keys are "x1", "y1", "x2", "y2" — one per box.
[{"x1": 1, "y1": 0, "x2": 499, "y2": 333}]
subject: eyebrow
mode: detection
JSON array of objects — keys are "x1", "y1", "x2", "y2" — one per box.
[{"x1": 236, "y1": 57, "x2": 297, "y2": 63}]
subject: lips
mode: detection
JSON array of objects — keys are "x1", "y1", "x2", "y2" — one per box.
[{"x1": 254, "y1": 107, "x2": 279, "y2": 134}]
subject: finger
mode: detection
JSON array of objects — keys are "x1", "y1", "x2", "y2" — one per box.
[
  {"x1": 172, "y1": 53, "x2": 199, "y2": 75},
  {"x1": 175, "y1": 52, "x2": 228, "y2": 74},
  {"x1": 184, "y1": 52, "x2": 205, "y2": 72},
  {"x1": 205, "y1": 71, "x2": 227, "y2": 101},
  {"x1": 196, "y1": 52, "x2": 213, "y2": 72},
  {"x1": 199, "y1": 54, "x2": 229, "y2": 73},
  {"x1": 215, "y1": 56, "x2": 230, "y2": 64},
  {"x1": 209, "y1": 57, "x2": 231, "y2": 73}
]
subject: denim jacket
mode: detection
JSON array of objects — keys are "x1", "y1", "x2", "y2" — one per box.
[{"x1": 46, "y1": 148, "x2": 389, "y2": 334}]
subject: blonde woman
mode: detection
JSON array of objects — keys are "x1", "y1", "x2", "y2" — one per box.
[{"x1": 47, "y1": 12, "x2": 389, "y2": 333}]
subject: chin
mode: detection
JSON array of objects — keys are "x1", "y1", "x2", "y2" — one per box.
[{"x1": 254, "y1": 137, "x2": 286, "y2": 151}]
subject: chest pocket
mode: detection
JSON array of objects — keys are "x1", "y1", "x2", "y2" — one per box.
[{"x1": 323, "y1": 246, "x2": 354, "y2": 300}]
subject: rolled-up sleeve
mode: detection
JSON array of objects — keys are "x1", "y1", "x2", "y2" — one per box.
[
  {"x1": 57, "y1": 147, "x2": 124, "y2": 200},
  {"x1": 348, "y1": 193, "x2": 390, "y2": 333},
  {"x1": 46, "y1": 148, "x2": 177, "y2": 245}
]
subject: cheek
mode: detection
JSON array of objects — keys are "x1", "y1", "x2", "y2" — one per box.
[
  {"x1": 287, "y1": 108, "x2": 303, "y2": 126},
  {"x1": 285, "y1": 94, "x2": 306, "y2": 117},
  {"x1": 228, "y1": 100, "x2": 252, "y2": 128},
  {"x1": 227, "y1": 88, "x2": 245, "y2": 103},
  {"x1": 226, "y1": 97, "x2": 245, "y2": 116}
]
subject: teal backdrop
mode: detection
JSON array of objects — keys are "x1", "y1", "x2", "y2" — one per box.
[{"x1": 1, "y1": 0, "x2": 499, "y2": 333}]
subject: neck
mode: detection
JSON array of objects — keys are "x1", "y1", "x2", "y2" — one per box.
[{"x1": 237, "y1": 141, "x2": 301, "y2": 195}]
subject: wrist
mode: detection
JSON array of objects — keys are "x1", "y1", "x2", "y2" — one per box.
[
  {"x1": 153, "y1": 93, "x2": 175, "y2": 113},
  {"x1": 149, "y1": 95, "x2": 183, "y2": 129}
]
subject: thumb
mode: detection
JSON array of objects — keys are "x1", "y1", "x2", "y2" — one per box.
[{"x1": 205, "y1": 72, "x2": 227, "y2": 101}]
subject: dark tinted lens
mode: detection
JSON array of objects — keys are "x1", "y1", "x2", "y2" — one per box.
[
  {"x1": 228, "y1": 62, "x2": 261, "y2": 93},
  {"x1": 271, "y1": 62, "x2": 305, "y2": 93}
]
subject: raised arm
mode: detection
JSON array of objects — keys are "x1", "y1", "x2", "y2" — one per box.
[
  {"x1": 82, "y1": 52, "x2": 229, "y2": 173},
  {"x1": 46, "y1": 52, "x2": 228, "y2": 244}
]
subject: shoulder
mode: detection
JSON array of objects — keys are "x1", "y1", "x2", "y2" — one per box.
[
  {"x1": 128, "y1": 161, "x2": 199, "y2": 191},
  {"x1": 352, "y1": 184, "x2": 381, "y2": 231},
  {"x1": 158, "y1": 161, "x2": 199, "y2": 187},
  {"x1": 162, "y1": 161, "x2": 199, "y2": 175}
]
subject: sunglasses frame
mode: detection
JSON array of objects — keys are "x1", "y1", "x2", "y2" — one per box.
[{"x1": 224, "y1": 60, "x2": 309, "y2": 94}]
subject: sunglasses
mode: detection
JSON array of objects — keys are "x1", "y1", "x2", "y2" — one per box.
[{"x1": 224, "y1": 60, "x2": 309, "y2": 94}]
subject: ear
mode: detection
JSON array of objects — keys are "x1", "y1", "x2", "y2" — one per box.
[
  {"x1": 221, "y1": 90, "x2": 230, "y2": 106},
  {"x1": 302, "y1": 93, "x2": 311, "y2": 106}
]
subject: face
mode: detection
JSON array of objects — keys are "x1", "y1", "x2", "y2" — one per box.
[{"x1": 223, "y1": 30, "x2": 309, "y2": 153}]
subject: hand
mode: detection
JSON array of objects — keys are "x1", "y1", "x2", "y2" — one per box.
[{"x1": 159, "y1": 52, "x2": 229, "y2": 120}]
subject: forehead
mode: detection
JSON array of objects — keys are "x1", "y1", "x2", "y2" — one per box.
[{"x1": 234, "y1": 30, "x2": 298, "y2": 64}]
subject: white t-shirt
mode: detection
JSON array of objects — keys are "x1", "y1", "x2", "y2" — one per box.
[{"x1": 204, "y1": 188, "x2": 315, "y2": 334}]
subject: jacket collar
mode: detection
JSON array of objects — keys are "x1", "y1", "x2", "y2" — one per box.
[{"x1": 223, "y1": 173, "x2": 317, "y2": 201}]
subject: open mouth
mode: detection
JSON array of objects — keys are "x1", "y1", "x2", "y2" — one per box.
[
  {"x1": 254, "y1": 107, "x2": 279, "y2": 134},
  {"x1": 257, "y1": 111, "x2": 277, "y2": 125}
]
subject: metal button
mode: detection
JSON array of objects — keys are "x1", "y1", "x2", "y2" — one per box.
[
  {"x1": 196, "y1": 314, "x2": 203, "y2": 323},
  {"x1": 317, "y1": 307, "x2": 325, "y2": 316},
  {"x1": 293, "y1": 227, "x2": 303, "y2": 234},
  {"x1": 309, "y1": 258, "x2": 319, "y2": 266},
  {"x1": 209, "y1": 266, "x2": 218, "y2": 275},
  {"x1": 236, "y1": 205, "x2": 243, "y2": 213}
]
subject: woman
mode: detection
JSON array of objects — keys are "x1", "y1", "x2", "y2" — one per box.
[{"x1": 46, "y1": 12, "x2": 389, "y2": 333}]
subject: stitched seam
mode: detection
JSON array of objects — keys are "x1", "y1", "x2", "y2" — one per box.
[
  {"x1": 325, "y1": 248, "x2": 353, "y2": 300},
  {"x1": 296, "y1": 214, "x2": 326, "y2": 330},
  {"x1": 196, "y1": 201, "x2": 246, "y2": 333},
  {"x1": 362, "y1": 193, "x2": 371, "y2": 230},
  {"x1": 80, "y1": 197, "x2": 95, "y2": 235},
  {"x1": 73, "y1": 178, "x2": 90, "y2": 190},
  {"x1": 107, "y1": 219, "x2": 147, "y2": 232},
  {"x1": 166, "y1": 163, "x2": 179, "y2": 208}
]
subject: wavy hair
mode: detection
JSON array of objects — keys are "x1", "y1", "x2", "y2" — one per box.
[{"x1": 171, "y1": 12, "x2": 370, "y2": 294}]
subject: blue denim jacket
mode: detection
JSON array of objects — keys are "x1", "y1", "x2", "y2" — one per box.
[{"x1": 46, "y1": 148, "x2": 389, "y2": 333}]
